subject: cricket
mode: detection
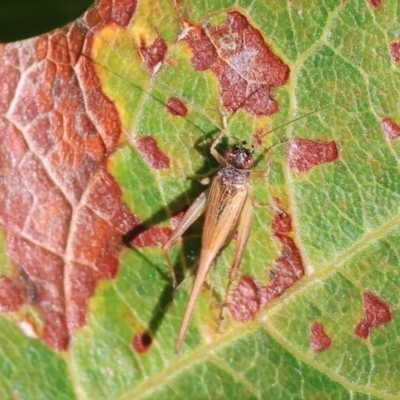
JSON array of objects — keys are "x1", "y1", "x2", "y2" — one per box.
[{"x1": 163, "y1": 109, "x2": 325, "y2": 354}]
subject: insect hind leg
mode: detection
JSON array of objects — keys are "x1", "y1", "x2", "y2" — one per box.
[
  {"x1": 162, "y1": 190, "x2": 208, "y2": 288},
  {"x1": 217, "y1": 189, "x2": 254, "y2": 333}
]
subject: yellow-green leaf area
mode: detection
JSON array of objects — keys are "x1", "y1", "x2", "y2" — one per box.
[
  {"x1": 129, "y1": 0, "x2": 180, "y2": 44},
  {"x1": 92, "y1": 25, "x2": 149, "y2": 130}
]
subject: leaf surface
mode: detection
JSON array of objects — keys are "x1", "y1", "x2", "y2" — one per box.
[{"x1": 1, "y1": 0, "x2": 400, "y2": 399}]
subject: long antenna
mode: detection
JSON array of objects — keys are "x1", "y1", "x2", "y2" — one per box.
[
  {"x1": 251, "y1": 105, "x2": 333, "y2": 167},
  {"x1": 258, "y1": 105, "x2": 333, "y2": 140}
]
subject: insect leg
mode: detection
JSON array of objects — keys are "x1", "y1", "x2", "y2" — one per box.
[
  {"x1": 219, "y1": 187, "x2": 254, "y2": 329},
  {"x1": 175, "y1": 248, "x2": 215, "y2": 353},
  {"x1": 218, "y1": 187, "x2": 255, "y2": 332},
  {"x1": 162, "y1": 189, "x2": 209, "y2": 288},
  {"x1": 205, "y1": 256, "x2": 219, "y2": 309},
  {"x1": 228, "y1": 187, "x2": 254, "y2": 285},
  {"x1": 209, "y1": 107, "x2": 229, "y2": 166},
  {"x1": 210, "y1": 130, "x2": 227, "y2": 166}
]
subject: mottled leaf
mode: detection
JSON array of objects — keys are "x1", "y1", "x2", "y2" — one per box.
[{"x1": 1, "y1": 0, "x2": 400, "y2": 399}]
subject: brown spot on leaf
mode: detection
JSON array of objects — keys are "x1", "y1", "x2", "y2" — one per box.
[
  {"x1": 311, "y1": 322, "x2": 332, "y2": 352},
  {"x1": 390, "y1": 42, "x2": 400, "y2": 62},
  {"x1": 272, "y1": 200, "x2": 292, "y2": 235},
  {"x1": 185, "y1": 25, "x2": 217, "y2": 71},
  {"x1": 166, "y1": 97, "x2": 188, "y2": 117},
  {"x1": 133, "y1": 227, "x2": 172, "y2": 247},
  {"x1": 355, "y1": 292, "x2": 392, "y2": 339},
  {"x1": 287, "y1": 139, "x2": 339, "y2": 173},
  {"x1": 382, "y1": 118, "x2": 400, "y2": 140},
  {"x1": 7, "y1": 235, "x2": 70, "y2": 349},
  {"x1": 0, "y1": 0, "x2": 138, "y2": 350},
  {"x1": 263, "y1": 204, "x2": 304, "y2": 303},
  {"x1": 228, "y1": 275, "x2": 261, "y2": 322},
  {"x1": 0, "y1": 276, "x2": 26, "y2": 312},
  {"x1": 229, "y1": 203, "x2": 304, "y2": 322},
  {"x1": 132, "y1": 331, "x2": 152, "y2": 353},
  {"x1": 260, "y1": 235, "x2": 304, "y2": 304},
  {"x1": 184, "y1": 11, "x2": 289, "y2": 116},
  {"x1": 139, "y1": 36, "x2": 168, "y2": 73},
  {"x1": 370, "y1": 0, "x2": 382, "y2": 7},
  {"x1": 136, "y1": 136, "x2": 170, "y2": 169}
]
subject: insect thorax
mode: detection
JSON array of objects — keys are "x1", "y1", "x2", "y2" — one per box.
[{"x1": 219, "y1": 164, "x2": 250, "y2": 189}]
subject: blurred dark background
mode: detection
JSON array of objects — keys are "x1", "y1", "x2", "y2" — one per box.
[{"x1": 0, "y1": 0, "x2": 94, "y2": 43}]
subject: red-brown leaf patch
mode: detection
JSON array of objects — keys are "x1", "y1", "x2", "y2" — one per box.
[
  {"x1": 183, "y1": 11, "x2": 289, "y2": 116},
  {"x1": 136, "y1": 136, "x2": 170, "y2": 170},
  {"x1": 370, "y1": 0, "x2": 382, "y2": 7},
  {"x1": 271, "y1": 201, "x2": 292, "y2": 235},
  {"x1": 260, "y1": 203, "x2": 304, "y2": 304},
  {"x1": 229, "y1": 203, "x2": 304, "y2": 322},
  {"x1": 390, "y1": 42, "x2": 400, "y2": 63},
  {"x1": 132, "y1": 331, "x2": 153, "y2": 354},
  {"x1": 228, "y1": 275, "x2": 261, "y2": 322},
  {"x1": 0, "y1": 0, "x2": 137, "y2": 350},
  {"x1": 381, "y1": 118, "x2": 400, "y2": 140},
  {"x1": 0, "y1": 276, "x2": 26, "y2": 313},
  {"x1": 355, "y1": 292, "x2": 392, "y2": 339},
  {"x1": 260, "y1": 235, "x2": 304, "y2": 304},
  {"x1": 287, "y1": 139, "x2": 339, "y2": 173},
  {"x1": 166, "y1": 97, "x2": 188, "y2": 117},
  {"x1": 139, "y1": 36, "x2": 168, "y2": 73},
  {"x1": 310, "y1": 322, "x2": 332, "y2": 352}
]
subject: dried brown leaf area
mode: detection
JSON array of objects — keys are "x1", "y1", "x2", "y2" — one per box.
[{"x1": 0, "y1": 0, "x2": 137, "y2": 350}]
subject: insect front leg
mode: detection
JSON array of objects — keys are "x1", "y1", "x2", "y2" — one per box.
[
  {"x1": 162, "y1": 189, "x2": 209, "y2": 288},
  {"x1": 209, "y1": 107, "x2": 230, "y2": 166},
  {"x1": 210, "y1": 130, "x2": 227, "y2": 166}
]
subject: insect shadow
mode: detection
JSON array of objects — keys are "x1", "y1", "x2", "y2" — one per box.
[{"x1": 122, "y1": 105, "x2": 331, "y2": 349}]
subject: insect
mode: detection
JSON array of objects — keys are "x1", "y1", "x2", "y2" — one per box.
[
  {"x1": 163, "y1": 109, "x2": 328, "y2": 354},
  {"x1": 163, "y1": 129, "x2": 257, "y2": 353}
]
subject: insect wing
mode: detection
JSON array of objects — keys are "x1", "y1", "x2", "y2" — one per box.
[
  {"x1": 175, "y1": 174, "x2": 248, "y2": 353},
  {"x1": 201, "y1": 174, "x2": 248, "y2": 264}
]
